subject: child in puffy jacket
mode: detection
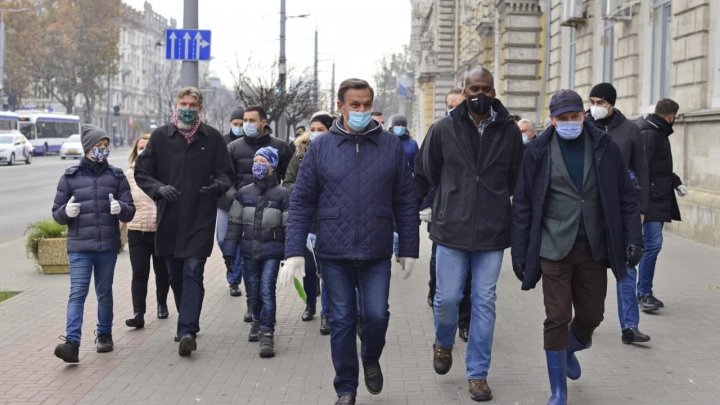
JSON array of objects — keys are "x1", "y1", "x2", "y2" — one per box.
[
  {"x1": 222, "y1": 146, "x2": 289, "y2": 358},
  {"x1": 51, "y1": 125, "x2": 135, "y2": 363}
]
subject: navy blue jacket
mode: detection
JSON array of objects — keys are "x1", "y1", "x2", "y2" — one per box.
[
  {"x1": 397, "y1": 133, "x2": 419, "y2": 175},
  {"x1": 52, "y1": 158, "x2": 135, "y2": 253},
  {"x1": 221, "y1": 177, "x2": 290, "y2": 261},
  {"x1": 511, "y1": 121, "x2": 643, "y2": 290},
  {"x1": 285, "y1": 118, "x2": 419, "y2": 261}
]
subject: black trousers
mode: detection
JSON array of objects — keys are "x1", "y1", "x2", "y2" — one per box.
[
  {"x1": 428, "y1": 241, "x2": 472, "y2": 329},
  {"x1": 128, "y1": 230, "x2": 169, "y2": 314}
]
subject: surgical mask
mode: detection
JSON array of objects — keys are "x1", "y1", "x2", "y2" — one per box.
[
  {"x1": 91, "y1": 147, "x2": 110, "y2": 162},
  {"x1": 590, "y1": 105, "x2": 610, "y2": 120},
  {"x1": 467, "y1": 94, "x2": 493, "y2": 115},
  {"x1": 243, "y1": 122, "x2": 258, "y2": 137},
  {"x1": 522, "y1": 134, "x2": 529, "y2": 144},
  {"x1": 309, "y1": 131, "x2": 325, "y2": 141},
  {"x1": 231, "y1": 126, "x2": 244, "y2": 136},
  {"x1": 178, "y1": 108, "x2": 198, "y2": 124},
  {"x1": 555, "y1": 121, "x2": 583, "y2": 140},
  {"x1": 393, "y1": 126, "x2": 406, "y2": 137},
  {"x1": 252, "y1": 162, "x2": 271, "y2": 180},
  {"x1": 346, "y1": 110, "x2": 372, "y2": 131}
]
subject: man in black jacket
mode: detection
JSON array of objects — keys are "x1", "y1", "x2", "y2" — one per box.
[
  {"x1": 635, "y1": 98, "x2": 685, "y2": 312},
  {"x1": 586, "y1": 82, "x2": 650, "y2": 344},
  {"x1": 511, "y1": 89, "x2": 643, "y2": 405},
  {"x1": 416, "y1": 67, "x2": 523, "y2": 402}
]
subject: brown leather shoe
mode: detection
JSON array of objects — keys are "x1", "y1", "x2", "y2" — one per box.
[
  {"x1": 468, "y1": 379, "x2": 492, "y2": 402},
  {"x1": 432, "y1": 342, "x2": 452, "y2": 375}
]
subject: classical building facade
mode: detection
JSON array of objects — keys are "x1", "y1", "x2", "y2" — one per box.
[{"x1": 409, "y1": 0, "x2": 720, "y2": 246}]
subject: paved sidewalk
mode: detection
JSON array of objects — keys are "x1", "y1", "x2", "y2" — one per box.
[{"x1": 1, "y1": 230, "x2": 719, "y2": 405}]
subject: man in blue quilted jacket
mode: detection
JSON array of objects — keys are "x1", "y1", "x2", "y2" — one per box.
[{"x1": 279, "y1": 78, "x2": 419, "y2": 405}]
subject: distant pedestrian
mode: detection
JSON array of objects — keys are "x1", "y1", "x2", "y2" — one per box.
[
  {"x1": 445, "y1": 88, "x2": 464, "y2": 114},
  {"x1": 134, "y1": 87, "x2": 234, "y2": 357},
  {"x1": 51, "y1": 125, "x2": 136, "y2": 363},
  {"x1": 279, "y1": 78, "x2": 419, "y2": 405},
  {"x1": 511, "y1": 89, "x2": 643, "y2": 405},
  {"x1": 517, "y1": 118, "x2": 537, "y2": 144},
  {"x1": 636, "y1": 98, "x2": 685, "y2": 312},
  {"x1": 371, "y1": 111, "x2": 385, "y2": 127},
  {"x1": 223, "y1": 107, "x2": 245, "y2": 145},
  {"x1": 124, "y1": 134, "x2": 170, "y2": 330},
  {"x1": 222, "y1": 146, "x2": 289, "y2": 358},
  {"x1": 388, "y1": 115, "x2": 418, "y2": 175}
]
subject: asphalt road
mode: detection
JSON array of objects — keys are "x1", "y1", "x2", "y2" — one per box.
[{"x1": 0, "y1": 148, "x2": 130, "y2": 245}]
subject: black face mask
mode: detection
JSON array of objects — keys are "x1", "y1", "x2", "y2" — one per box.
[{"x1": 467, "y1": 93, "x2": 493, "y2": 115}]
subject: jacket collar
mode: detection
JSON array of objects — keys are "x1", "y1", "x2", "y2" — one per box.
[
  {"x1": 244, "y1": 126, "x2": 275, "y2": 145},
  {"x1": 645, "y1": 113, "x2": 674, "y2": 136},
  {"x1": 449, "y1": 98, "x2": 512, "y2": 127},
  {"x1": 329, "y1": 116, "x2": 383, "y2": 146},
  {"x1": 534, "y1": 117, "x2": 610, "y2": 151},
  {"x1": 586, "y1": 108, "x2": 628, "y2": 130},
  {"x1": 167, "y1": 122, "x2": 210, "y2": 138}
]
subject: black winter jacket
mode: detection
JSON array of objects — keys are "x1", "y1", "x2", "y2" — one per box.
[
  {"x1": 511, "y1": 122, "x2": 643, "y2": 290},
  {"x1": 52, "y1": 158, "x2": 135, "y2": 253},
  {"x1": 636, "y1": 114, "x2": 682, "y2": 222},
  {"x1": 415, "y1": 99, "x2": 524, "y2": 251}
]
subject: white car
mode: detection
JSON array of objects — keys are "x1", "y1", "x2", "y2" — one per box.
[
  {"x1": 59, "y1": 134, "x2": 83, "y2": 159},
  {"x1": 0, "y1": 133, "x2": 33, "y2": 165}
]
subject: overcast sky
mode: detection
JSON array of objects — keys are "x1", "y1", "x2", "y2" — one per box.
[{"x1": 123, "y1": 0, "x2": 411, "y2": 96}]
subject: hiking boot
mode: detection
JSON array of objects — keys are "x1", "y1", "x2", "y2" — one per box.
[
  {"x1": 229, "y1": 283, "x2": 241, "y2": 297},
  {"x1": 54, "y1": 336, "x2": 79, "y2": 363},
  {"x1": 468, "y1": 379, "x2": 492, "y2": 402},
  {"x1": 258, "y1": 332, "x2": 275, "y2": 358},
  {"x1": 248, "y1": 321, "x2": 260, "y2": 342},
  {"x1": 432, "y1": 342, "x2": 452, "y2": 375},
  {"x1": 95, "y1": 333, "x2": 114, "y2": 353},
  {"x1": 363, "y1": 363, "x2": 383, "y2": 394},
  {"x1": 301, "y1": 303, "x2": 316, "y2": 321},
  {"x1": 178, "y1": 335, "x2": 197, "y2": 357},
  {"x1": 639, "y1": 295, "x2": 660, "y2": 312},
  {"x1": 320, "y1": 314, "x2": 331, "y2": 335},
  {"x1": 125, "y1": 313, "x2": 145, "y2": 329}
]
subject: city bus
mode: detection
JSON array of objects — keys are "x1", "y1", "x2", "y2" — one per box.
[
  {"x1": 0, "y1": 111, "x2": 19, "y2": 132},
  {"x1": 18, "y1": 112, "x2": 81, "y2": 155}
]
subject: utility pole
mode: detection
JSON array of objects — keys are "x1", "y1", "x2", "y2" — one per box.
[
  {"x1": 180, "y1": 0, "x2": 198, "y2": 87},
  {"x1": 313, "y1": 27, "x2": 319, "y2": 110},
  {"x1": 278, "y1": 0, "x2": 287, "y2": 94},
  {"x1": 329, "y1": 61, "x2": 335, "y2": 114}
]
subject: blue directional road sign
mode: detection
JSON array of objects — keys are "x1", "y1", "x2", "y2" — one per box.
[{"x1": 165, "y1": 29, "x2": 212, "y2": 61}]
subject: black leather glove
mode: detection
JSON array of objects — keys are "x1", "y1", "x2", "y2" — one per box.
[
  {"x1": 626, "y1": 244, "x2": 644, "y2": 267},
  {"x1": 512, "y1": 262, "x2": 525, "y2": 282},
  {"x1": 199, "y1": 182, "x2": 221, "y2": 196},
  {"x1": 156, "y1": 185, "x2": 180, "y2": 202},
  {"x1": 224, "y1": 256, "x2": 234, "y2": 274}
]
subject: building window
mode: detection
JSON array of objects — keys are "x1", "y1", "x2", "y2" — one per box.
[
  {"x1": 651, "y1": 0, "x2": 672, "y2": 102},
  {"x1": 602, "y1": 19, "x2": 614, "y2": 83}
]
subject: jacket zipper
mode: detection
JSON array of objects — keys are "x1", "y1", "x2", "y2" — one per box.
[
  {"x1": 355, "y1": 141, "x2": 360, "y2": 258},
  {"x1": 94, "y1": 175, "x2": 102, "y2": 251}
]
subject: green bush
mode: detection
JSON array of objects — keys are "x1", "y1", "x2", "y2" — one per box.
[{"x1": 25, "y1": 219, "x2": 67, "y2": 260}]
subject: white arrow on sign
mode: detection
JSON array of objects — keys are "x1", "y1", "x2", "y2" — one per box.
[
  {"x1": 194, "y1": 32, "x2": 209, "y2": 60},
  {"x1": 183, "y1": 32, "x2": 191, "y2": 59},
  {"x1": 168, "y1": 32, "x2": 177, "y2": 59}
]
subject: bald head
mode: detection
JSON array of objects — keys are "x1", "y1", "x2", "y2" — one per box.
[{"x1": 464, "y1": 67, "x2": 494, "y2": 89}]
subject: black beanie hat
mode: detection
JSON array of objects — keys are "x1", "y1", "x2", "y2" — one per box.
[
  {"x1": 230, "y1": 107, "x2": 245, "y2": 122},
  {"x1": 589, "y1": 82, "x2": 617, "y2": 106},
  {"x1": 81, "y1": 125, "x2": 110, "y2": 154},
  {"x1": 391, "y1": 115, "x2": 408, "y2": 127},
  {"x1": 310, "y1": 114, "x2": 334, "y2": 130}
]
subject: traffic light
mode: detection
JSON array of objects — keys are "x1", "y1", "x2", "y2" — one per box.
[{"x1": 113, "y1": 105, "x2": 120, "y2": 117}]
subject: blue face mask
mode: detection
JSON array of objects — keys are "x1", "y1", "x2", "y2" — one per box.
[
  {"x1": 346, "y1": 111, "x2": 372, "y2": 131},
  {"x1": 309, "y1": 131, "x2": 325, "y2": 142},
  {"x1": 178, "y1": 108, "x2": 198, "y2": 124},
  {"x1": 555, "y1": 121, "x2": 583, "y2": 140},
  {"x1": 243, "y1": 122, "x2": 258, "y2": 137},
  {"x1": 91, "y1": 146, "x2": 110, "y2": 162},
  {"x1": 252, "y1": 162, "x2": 271, "y2": 180},
  {"x1": 393, "y1": 126, "x2": 406, "y2": 137},
  {"x1": 231, "y1": 126, "x2": 244, "y2": 136}
]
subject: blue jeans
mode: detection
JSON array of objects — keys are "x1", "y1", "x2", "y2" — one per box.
[
  {"x1": 66, "y1": 251, "x2": 118, "y2": 344},
  {"x1": 217, "y1": 209, "x2": 243, "y2": 284},
  {"x1": 616, "y1": 266, "x2": 639, "y2": 330},
  {"x1": 166, "y1": 256, "x2": 206, "y2": 337},
  {"x1": 320, "y1": 259, "x2": 391, "y2": 396},
  {"x1": 434, "y1": 245, "x2": 503, "y2": 379},
  {"x1": 244, "y1": 258, "x2": 280, "y2": 332},
  {"x1": 638, "y1": 221, "x2": 664, "y2": 297}
]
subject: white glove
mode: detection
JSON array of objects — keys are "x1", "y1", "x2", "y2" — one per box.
[
  {"x1": 419, "y1": 207, "x2": 432, "y2": 223},
  {"x1": 306, "y1": 233, "x2": 317, "y2": 251},
  {"x1": 278, "y1": 256, "x2": 306, "y2": 287},
  {"x1": 109, "y1": 193, "x2": 121, "y2": 215},
  {"x1": 397, "y1": 257, "x2": 416, "y2": 280},
  {"x1": 676, "y1": 185, "x2": 688, "y2": 197},
  {"x1": 65, "y1": 196, "x2": 80, "y2": 218}
]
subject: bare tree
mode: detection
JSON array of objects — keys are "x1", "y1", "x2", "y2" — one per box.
[{"x1": 372, "y1": 45, "x2": 414, "y2": 117}]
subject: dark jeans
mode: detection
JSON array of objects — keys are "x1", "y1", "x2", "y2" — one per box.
[
  {"x1": 244, "y1": 258, "x2": 280, "y2": 332},
  {"x1": 541, "y1": 242, "x2": 607, "y2": 350},
  {"x1": 320, "y1": 258, "x2": 391, "y2": 396},
  {"x1": 166, "y1": 256, "x2": 207, "y2": 337},
  {"x1": 428, "y1": 241, "x2": 472, "y2": 329},
  {"x1": 638, "y1": 221, "x2": 664, "y2": 297},
  {"x1": 128, "y1": 230, "x2": 169, "y2": 314},
  {"x1": 302, "y1": 247, "x2": 320, "y2": 307}
]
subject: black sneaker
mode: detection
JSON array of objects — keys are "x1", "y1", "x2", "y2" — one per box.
[
  {"x1": 622, "y1": 327, "x2": 651, "y2": 344},
  {"x1": 301, "y1": 304, "x2": 316, "y2": 321},
  {"x1": 178, "y1": 335, "x2": 197, "y2": 357},
  {"x1": 95, "y1": 333, "x2": 114, "y2": 353},
  {"x1": 229, "y1": 283, "x2": 241, "y2": 297},
  {"x1": 647, "y1": 294, "x2": 664, "y2": 308},
  {"x1": 639, "y1": 295, "x2": 660, "y2": 312},
  {"x1": 335, "y1": 394, "x2": 356, "y2": 405},
  {"x1": 320, "y1": 314, "x2": 331, "y2": 335},
  {"x1": 248, "y1": 321, "x2": 260, "y2": 342},
  {"x1": 243, "y1": 304, "x2": 253, "y2": 323},
  {"x1": 54, "y1": 336, "x2": 79, "y2": 363},
  {"x1": 125, "y1": 313, "x2": 145, "y2": 329},
  {"x1": 363, "y1": 363, "x2": 383, "y2": 395},
  {"x1": 258, "y1": 332, "x2": 275, "y2": 358}
]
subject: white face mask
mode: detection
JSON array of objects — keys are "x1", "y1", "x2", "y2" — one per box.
[{"x1": 590, "y1": 105, "x2": 610, "y2": 120}]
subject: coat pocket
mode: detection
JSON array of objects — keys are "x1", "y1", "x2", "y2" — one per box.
[
  {"x1": 649, "y1": 176, "x2": 672, "y2": 199},
  {"x1": 317, "y1": 207, "x2": 340, "y2": 220}
]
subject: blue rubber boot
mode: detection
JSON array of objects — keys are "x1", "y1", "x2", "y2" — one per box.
[
  {"x1": 566, "y1": 328, "x2": 591, "y2": 380},
  {"x1": 546, "y1": 350, "x2": 568, "y2": 405}
]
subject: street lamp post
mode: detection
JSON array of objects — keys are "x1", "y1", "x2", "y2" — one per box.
[
  {"x1": 278, "y1": 0, "x2": 309, "y2": 94},
  {"x1": 181, "y1": 0, "x2": 199, "y2": 87}
]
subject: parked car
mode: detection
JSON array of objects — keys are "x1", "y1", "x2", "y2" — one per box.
[
  {"x1": 59, "y1": 134, "x2": 82, "y2": 160},
  {"x1": 0, "y1": 133, "x2": 33, "y2": 165}
]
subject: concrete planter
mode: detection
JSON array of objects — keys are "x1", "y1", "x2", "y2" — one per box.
[{"x1": 36, "y1": 238, "x2": 69, "y2": 274}]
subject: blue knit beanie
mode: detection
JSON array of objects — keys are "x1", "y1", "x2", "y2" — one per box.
[{"x1": 255, "y1": 146, "x2": 279, "y2": 169}]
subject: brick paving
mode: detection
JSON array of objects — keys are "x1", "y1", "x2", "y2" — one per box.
[{"x1": 1, "y1": 230, "x2": 719, "y2": 405}]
